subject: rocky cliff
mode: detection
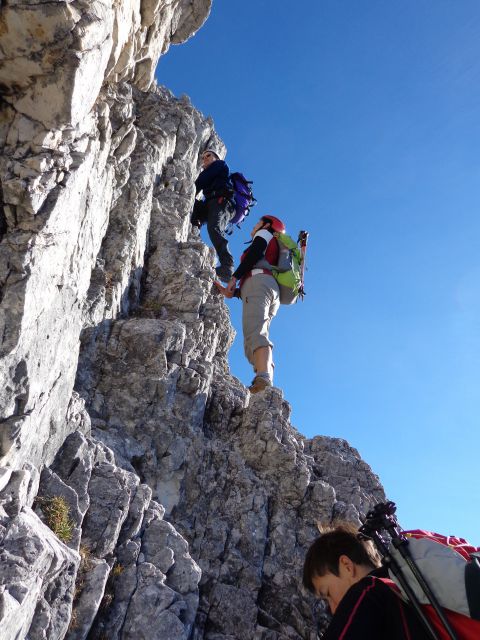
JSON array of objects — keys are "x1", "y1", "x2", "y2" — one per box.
[{"x1": 0, "y1": 3, "x2": 385, "y2": 639}]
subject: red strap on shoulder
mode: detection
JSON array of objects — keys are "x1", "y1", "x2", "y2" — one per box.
[
  {"x1": 378, "y1": 577, "x2": 401, "y2": 593},
  {"x1": 405, "y1": 530, "x2": 480, "y2": 560}
]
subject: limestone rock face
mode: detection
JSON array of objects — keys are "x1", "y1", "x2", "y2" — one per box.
[
  {"x1": 0, "y1": 0, "x2": 211, "y2": 127},
  {"x1": 0, "y1": 432, "x2": 201, "y2": 640},
  {"x1": 0, "y1": 2, "x2": 385, "y2": 638},
  {"x1": 0, "y1": 2, "x2": 213, "y2": 471}
]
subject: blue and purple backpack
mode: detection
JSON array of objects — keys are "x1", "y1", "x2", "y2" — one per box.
[{"x1": 228, "y1": 172, "x2": 256, "y2": 232}]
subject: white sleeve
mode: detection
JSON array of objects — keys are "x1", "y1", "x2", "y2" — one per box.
[{"x1": 254, "y1": 229, "x2": 273, "y2": 243}]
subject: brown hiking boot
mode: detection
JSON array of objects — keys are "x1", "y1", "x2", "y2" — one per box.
[{"x1": 248, "y1": 376, "x2": 272, "y2": 394}]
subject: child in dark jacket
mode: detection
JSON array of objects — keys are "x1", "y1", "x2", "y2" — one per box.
[{"x1": 303, "y1": 526, "x2": 431, "y2": 639}]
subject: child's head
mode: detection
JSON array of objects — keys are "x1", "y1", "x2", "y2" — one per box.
[{"x1": 303, "y1": 525, "x2": 380, "y2": 612}]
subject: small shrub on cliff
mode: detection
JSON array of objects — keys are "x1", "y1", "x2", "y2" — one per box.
[
  {"x1": 68, "y1": 608, "x2": 79, "y2": 632},
  {"x1": 140, "y1": 299, "x2": 163, "y2": 313},
  {"x1": 98, "y1": 559, "x2": 123, "y2": 614},
  {"x1": 79, "y1": 544, "x2": 93, "y2": 570},
  {"x1": 38, "y1": 496, "x2": 74, "y2": 543},
  {"x1": 105, "y1": 271, "x2": 114, "y2": 292}
]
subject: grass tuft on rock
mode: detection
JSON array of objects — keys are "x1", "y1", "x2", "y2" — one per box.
[{"x1": 38, "y1": 496, "x2": 74, "y2": 543}]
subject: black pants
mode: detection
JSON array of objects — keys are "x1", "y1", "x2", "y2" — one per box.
[{"x1": 192, "y1": 198, "x2": 234, "y2": 268}]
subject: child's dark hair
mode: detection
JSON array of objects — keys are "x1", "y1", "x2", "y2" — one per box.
[{"x1": 302, "y1": 524, "x2": 380, "y2": 594}]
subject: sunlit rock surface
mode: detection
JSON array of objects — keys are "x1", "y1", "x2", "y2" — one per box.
[{"x1": 0, "y1": 2, "x2": 385, "y2": 638}]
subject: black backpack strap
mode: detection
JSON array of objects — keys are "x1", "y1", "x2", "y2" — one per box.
[{"x1": 466, "y1": 553, "x2": 480, "y2": 620}]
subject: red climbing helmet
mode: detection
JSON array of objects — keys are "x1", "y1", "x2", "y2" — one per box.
[{"x1": 261, "y1": 215, "x2": 286, "y2": 234}]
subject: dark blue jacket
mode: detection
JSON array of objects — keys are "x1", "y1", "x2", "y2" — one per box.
[{"x1": 195, "y1": 160, "x2": 230, "y2": 199}]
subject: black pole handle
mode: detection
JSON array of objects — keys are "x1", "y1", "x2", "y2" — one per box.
[
  {"x1": 359, "y1": 527, "x2": 441, "y2": 640},
  {"x1": 359, "y1": 502, "x2": 459, "y2": 640},
  {"x1": 392, "y1": 539, "x2": 458, "y2": 640}
]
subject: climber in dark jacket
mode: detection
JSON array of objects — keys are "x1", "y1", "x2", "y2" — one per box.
[
  {"x1": 303, "y1": 526, "x2": 431, "y2": 640},
  {"x1": 191, "y1": 149, "x2": 235, "y2": 283}
]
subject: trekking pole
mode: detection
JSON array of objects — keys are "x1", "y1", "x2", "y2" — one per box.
[
  {"x1": 384, "y1": 524, "x2": 459, "y2": 640},
  {"x1": 361, "y1": 502, "x2": 459, "y2": 640},
  {"x1": 359, "y1": 503, "x2": 451, "y2": 640},
  {"x1": 298, "y1": 230, "x2": 309, "y2": 300}
]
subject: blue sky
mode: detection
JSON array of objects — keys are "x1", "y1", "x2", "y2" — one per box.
[{"x1": 156, "y1": 1, "x2": 480, "y2": 542}]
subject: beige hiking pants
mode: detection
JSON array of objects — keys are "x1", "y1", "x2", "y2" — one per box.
[{"x1": 240, "y1": 274, "x2": 280, "y2": 366}]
